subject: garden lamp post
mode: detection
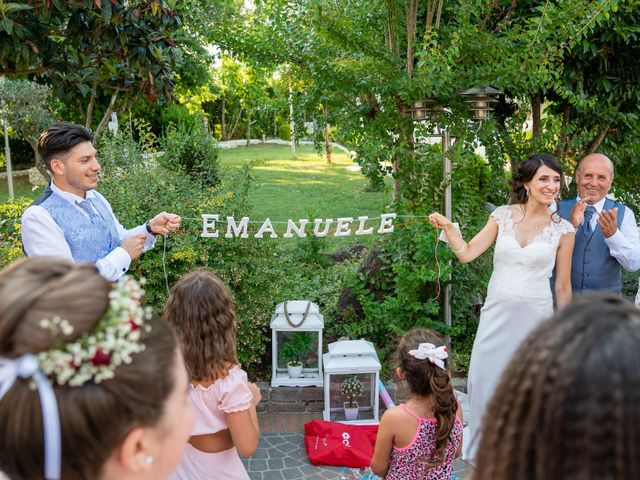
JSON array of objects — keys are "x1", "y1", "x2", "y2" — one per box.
[
  {"x1": 460, "y1": 87, "x2": 502, "y2": 121},
  {"x1": 408, "y1": 87, "x2": 502, "y2": 334},
  {"x1": 1, "y1": 98, "x2": 14, "y2": 200}
]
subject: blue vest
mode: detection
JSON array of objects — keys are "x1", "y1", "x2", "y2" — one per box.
[
  {"x1": 558, "y1": 198, "x2": 625, "y2": 293},
  {"x1": 35, "y1": 186, "x2": 120, "y2": 264}
]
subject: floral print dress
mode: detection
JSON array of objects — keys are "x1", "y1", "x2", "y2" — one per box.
[{"x1": 384, "y1": 404, "x2": 463, "y2": 480}]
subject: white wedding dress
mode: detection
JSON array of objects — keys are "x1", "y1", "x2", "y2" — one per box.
[{"x1": 462, "y1": 205, "x2": 574, "y2": 462}]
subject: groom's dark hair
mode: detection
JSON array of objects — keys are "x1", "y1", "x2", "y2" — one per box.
[{"x1": 37, "y1": 122, "x2": 94, "y2": 171}]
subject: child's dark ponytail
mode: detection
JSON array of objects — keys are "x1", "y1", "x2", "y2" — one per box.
[{"x1": 398, "y1": 328, "x2": 457, "y2": 467}]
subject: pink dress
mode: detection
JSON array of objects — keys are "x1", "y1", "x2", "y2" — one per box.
[
  {"x1": 384, "y1": 404, "x2": 463, "y2": 480},
  {"x1": 170, "y1": 365, "x2": 253, "y2": 480}
]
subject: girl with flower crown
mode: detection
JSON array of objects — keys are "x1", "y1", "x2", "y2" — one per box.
[
  {"x1": 0, "y1": 257, "x2": 195, "y2": 480},
  {"x1": 163, "y1": 269, "x2": 261, "y2": 480},
  {"x1": 370, "y1": 328, "x2": 463, "y2": 480}
]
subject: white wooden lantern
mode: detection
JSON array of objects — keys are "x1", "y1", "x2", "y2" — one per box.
[
  {"x1": 271, "y1": 301, "x2": 324, "y2": 387},
  {"x1": 323, "y1": 339, "x2": 381, "y2": 425}
]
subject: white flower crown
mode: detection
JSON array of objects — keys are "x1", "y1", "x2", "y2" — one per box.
[{"x1": 37, "y1": 276, "x2": 153, "y2": 387}]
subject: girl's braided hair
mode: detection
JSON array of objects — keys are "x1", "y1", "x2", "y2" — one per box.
[{"x1": 475, "y1": 293, "x2": 640, "y2": 480}]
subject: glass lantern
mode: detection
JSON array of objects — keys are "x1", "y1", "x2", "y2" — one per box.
[
  {"x1": 323, "y1": 339, "x2": 381, "y2": 425},
  {"x1": 271, "y1": 301, "x2": 324, "y2": 387}
]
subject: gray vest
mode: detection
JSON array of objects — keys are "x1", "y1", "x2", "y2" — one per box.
[
  {"x1": 558, "y1": 198, "x2": 625, "y2": 293},
  {"x1": 38, "y1": 190, "x2": 120, "y2": 264}
]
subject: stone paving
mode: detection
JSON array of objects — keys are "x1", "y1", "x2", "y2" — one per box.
[
  {"x1": 247, "y1": 390, "x2": 474, "y2": 479},
  {"x1": 241, "y1": 432, "x2": 473, "y2": 480}
]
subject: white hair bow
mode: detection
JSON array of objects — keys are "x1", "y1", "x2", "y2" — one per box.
[
  {"x1": 0, "y1": 354, "x2": 61, "y2": 480},
  {"x1": 407, "y1": 343, "x2": 448, "y2": 369}
]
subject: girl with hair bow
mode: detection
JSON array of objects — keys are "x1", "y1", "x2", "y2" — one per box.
[{"x1": 370, "y1": 328, "x2": 462, "y2": 479}]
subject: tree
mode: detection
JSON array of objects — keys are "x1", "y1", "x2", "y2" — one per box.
[
  {"x1": 1, "y1": 0, "x2": 184, "y2": 135},
  {"x1": 546, "y1": 0, "x2": 640, "y2": 161},
  {"x1": 211, "y1": 57, "x2": 274, "y2": 141},
  {"x1": 0, "y1": 77, "x2": 57, "y2": 176},
  {"x1": 201, "y1": 0, "x2": 627, "y2": 201}
]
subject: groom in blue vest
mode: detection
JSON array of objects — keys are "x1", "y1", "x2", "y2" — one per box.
[
  {"x1": 558, "y1": 153, "x2": 640, "y2": 294},
  {"x1": 21, "y1": 122, "x2": 181, "y2": 281}
]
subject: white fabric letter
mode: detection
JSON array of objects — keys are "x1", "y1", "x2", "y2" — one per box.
[
  {"x1": 225, "y1": 216, "x2": 250, "y2": 238},
  {"x1": 313, "y1": 219, "x2": 333, "y2": 237},
  {"x1": 283, "y1": 219, "x2": 308, "y2": 238},
  {"x1": 201, "y1": 214, "x2": 219, "y2": 238},
  {"x1": 355, "y1": 216, "x2": 374, "y2": 235},
  {"x1": 378, "y1": 213, "x2": 397, "y2": 234},
  {"x1": 334, "y1": 218, "x2": 353, "y2": 237},
  {"x1": 255, "y1": 218, "x2": 278, "y2": 238}
]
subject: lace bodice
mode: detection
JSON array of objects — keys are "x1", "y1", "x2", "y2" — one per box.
[{"x1": 487, "y1": 205, "x2": 574, "y2": 301}]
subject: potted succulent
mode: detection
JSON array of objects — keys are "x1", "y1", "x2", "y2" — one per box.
[
  {"x1": 279, "y1": 332, "x2": 314, "y2": 378},
  {"x1": 340, "y1": 376, "x2": 364, "y2": 421}
]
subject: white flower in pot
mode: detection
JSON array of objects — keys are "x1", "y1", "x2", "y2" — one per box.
[{"x1": 340, "y1": 376, "x2": 364, "y2": 421}]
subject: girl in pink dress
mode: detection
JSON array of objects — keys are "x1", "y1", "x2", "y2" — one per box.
[
  {"x1": 164, "y1": 269, "x2": 261, "y2": 480},
  {"x1": 371, "y1": 328, "x2": 463, "y2": 480}
]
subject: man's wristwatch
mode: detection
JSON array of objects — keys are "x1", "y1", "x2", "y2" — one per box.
[{"x1": 145, "y1": 221, "x2": 157, "y2": 236}]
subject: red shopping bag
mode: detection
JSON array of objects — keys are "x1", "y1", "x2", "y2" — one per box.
[{"x1": 304, "y1": 420, "x2": 379, "y2": 468}]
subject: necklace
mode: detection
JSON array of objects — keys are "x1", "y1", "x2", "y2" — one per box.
[{"x1": 284, "y1": 301, "x2": 311, "y2": 328}]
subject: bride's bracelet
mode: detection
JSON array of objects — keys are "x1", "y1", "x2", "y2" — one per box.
[{"x1": 452, "y1": 242, "x2": 466, "y2": 254}]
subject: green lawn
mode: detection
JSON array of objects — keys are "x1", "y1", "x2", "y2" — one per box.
[
  {"x1": 1, "y1": 145, "x2": 390, "y2": 232},
  {"x1": 218, "y1": 144, "x2": 390, "y2": 222},
  {"x1": 0, "y1": 175, "x2": 39, "y2": 203}
]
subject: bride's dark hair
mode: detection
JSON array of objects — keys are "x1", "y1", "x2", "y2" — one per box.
[{"x1": 510, "y1": 154, "x2": 563, "y2": 205}]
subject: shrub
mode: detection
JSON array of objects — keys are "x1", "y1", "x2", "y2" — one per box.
[
  {"x1": 279, "y1": 331, "x2": 315, "y2": 366},
  {"x1": 0, "y1": 198, "x2": 30, "y2": 268},
  {"x1": 278, "y1": 122, "x2": 291, "y2": 141},
  {"x1": 271, "y1": 239, "x2": 364, "y2": 345},
  {"x1": 342, "y1": 144, "x2": 499, "y2": 375},
  {"x1": 160, "y1": 122, "x2": 220, "y2": 187},
  {"x1": 97, "y1": 132, "x2": 277, "y2": 373},
  {"x1": 161, "y1": 103, "x2": 200, "y2": 131}
]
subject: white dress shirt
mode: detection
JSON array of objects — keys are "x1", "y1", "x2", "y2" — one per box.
[
  {"x1": 580, "y1": 195, "x2": 640, "y2": 272},
  {"x1": 21, "y1": 182, "x2": 156, "y2": 281}
]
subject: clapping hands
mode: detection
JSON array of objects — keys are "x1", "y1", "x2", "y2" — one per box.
[
  {"x1": 569, "y1": 200, "x2": 588, "y2": 229},
  {"x1": 569, "y1": 201, "x2": 618, "y2": 238},
  {"x1": 597, "y1": 208, "x2": 618, "y2": 238}
]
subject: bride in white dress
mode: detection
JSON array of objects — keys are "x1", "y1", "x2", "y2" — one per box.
[{"x1": 429, "y1": 154, "x2": 575, "y2": 463}]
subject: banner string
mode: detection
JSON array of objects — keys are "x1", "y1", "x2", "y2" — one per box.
[
  {"x1": 177, "y1": 214, "x2": 431, "y2": 224},
  {"x1": 432, "y1": 227, "x2": 441, "y2": 301},
  {"x1": 150, "y1": 215, "x2": 442, "y2": 298}
]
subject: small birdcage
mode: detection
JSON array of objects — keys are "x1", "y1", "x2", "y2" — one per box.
[
  {"x1": 323, "y1": 339, "x2": 381, "y2": 425},
  {"x1": 270, "y1": 301, "x2": 324, "y2": 387}
]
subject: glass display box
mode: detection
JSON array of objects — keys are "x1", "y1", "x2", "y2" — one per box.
[
  {"x1": 270, "y1": 301, "x2": 323, "y2": 387},
  {"x1": 323, "y1": 339, "x2": 381, "y2": 424}
]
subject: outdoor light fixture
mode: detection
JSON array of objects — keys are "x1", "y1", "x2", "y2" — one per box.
[
  {"x1": 406, "y1": 86, "x2": 502, "y2": 343},
  {"x1": 460, "y1": 86, "x2": 503, "y2": 121},
  {"x1": 406, "y1": 99, "x2": 444, "y2": 121}
]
